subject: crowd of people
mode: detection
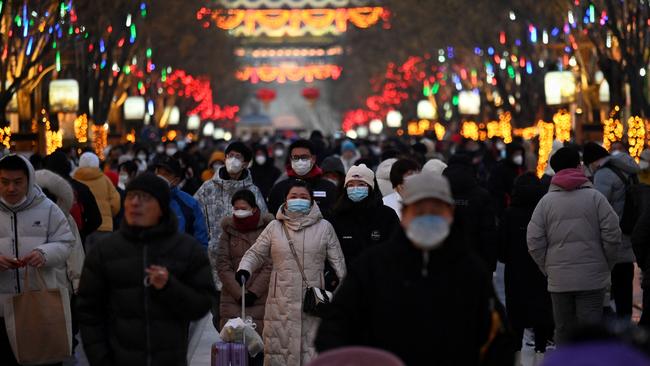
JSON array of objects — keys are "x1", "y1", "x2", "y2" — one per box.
[{"x1": 1, "y1": 131, "x2": 650, "y2": 366}]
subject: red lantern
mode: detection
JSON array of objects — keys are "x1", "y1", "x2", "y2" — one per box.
[
  {"x1": 255, "y1": 88, "x2": 276, "y2": 110},
  {"x1": 302, "y1": 87, "x2": 320, "y2": 106}
]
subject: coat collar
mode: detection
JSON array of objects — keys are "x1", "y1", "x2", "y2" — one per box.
[
  {"x1": 120, "y1": 213, "x2": 178, "y2": 242},
  {"x1": 276, "y1": 202, "x2": 323, "y2": 231}
]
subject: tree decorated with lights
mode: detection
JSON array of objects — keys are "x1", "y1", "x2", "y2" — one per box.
[{"x1": 0, "y1": 0, "x2": 75, "y2": 127}]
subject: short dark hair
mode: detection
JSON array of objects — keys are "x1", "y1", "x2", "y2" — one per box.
[
  {"x1": 0, "y1": 155, "x2": 30, "y2": 178},
  {"x1": 389, "y1": 158, "x2": 421, "y2": 188},
  {"x1": 231, "y1": 189, "x2": 258, "y2": 208},
  {"x1": 119, "y1": 160, "x2": 139, "y2": 176},
  {"x1": 284, "y1": 179, "x2": 314, "y2": 201},
  {"x1": 225, "y1": 141, "x2": 253, "y2": 162},
  {"x1": 288, "y1": 139, "x2": 315, "y2": 156}
]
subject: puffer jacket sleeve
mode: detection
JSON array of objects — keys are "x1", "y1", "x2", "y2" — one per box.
[
  {"x1": 216, "y1": 228, "x2": 240, "y2": 299},
  {"x1": 324, "y1": 222, "x2": 346, "y2": 281},
  {"x1": 238, "y1": 222, "x2": 274, "y2": 274},
  {"x1": 77, "y1": 243, "x2": 113, "y2": 366},
  {"x1": 106, "y1": 178, "x2": 121, "y2": 216},
  {"x1": 248, "y1": 256, "x2": 271, "y2": 298},
  {"x1": 152, "y1": 238, "x2": 215, "y2": 321},
  {"x1": 253, "y1": 186, "x2": 269, "y2": 213},
  {"x1": 593, "y1": 169, "x2": 615, "y2": 203},
  {"x1": 527, "y1": 199, "x2": 548, "y2": 275},
  {"x1": 595, "y1": 193, "x2": 622, "y2": 268},
  {"x1": 66, "y1": 216, "x2": 85, "y2": 292},
  {"x1": 39, "y1": 203, "x2": 74, "y2": 268},
  {"x1": 191, "y1": 198, "x2": 209, "y2": 249}
]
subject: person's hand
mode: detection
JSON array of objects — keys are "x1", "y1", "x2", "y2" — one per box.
[
  {"x1": 145, "y1": 265, "x2": 169, "y2": 290},
  {"x1": 20, "y1": 250, "x2": 45, "y2": 268},
  {"x1": 244, "y1": 292, "x2": 258, "y2": 307},
  {"x1": 0, "y1": 256, "x2": 23, "y2": 271},
  {"x1": 235, "y1": 270, "x2": 250, "y2": 286}
]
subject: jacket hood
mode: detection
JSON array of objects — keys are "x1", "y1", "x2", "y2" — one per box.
[
  {"x1": 544, "y1": 140, "x2": 565, "y2": 176},
  {"x1": 35, "y1": 169, "x2": 74, "y2": 213},
  {"x1": 276, "y1": 201, "x2": 323, "y2": 231},
  {"x1": 511, "y1": 182, "x2": 546, "y2": 208},
  {"x1": 376, "y1": 158, "x2": 397, "y2": 180},
  {"x1": 601, "y1": 153, "x2": 641, "y2": 175},
  {"x1": 73, "y1": 166, "x2": 105, "y2": 181},
  {"x1": 0, "y1": 154, "x2": 45, "y2": 212},
  {"x1": 212, "y1": 166, "x2": 253, "y2": 186},
  {"x1": 550, "y1": 168, "x2": 591, "y2": 191}
]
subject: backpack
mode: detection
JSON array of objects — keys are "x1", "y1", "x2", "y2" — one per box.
[
  {"x1": 69, "y1": 189, "x2": 85, "y2": 233},
  {"x1": 172, "y1": 194, "x2": 195, "y2": 236},
  {"x1": 604, "y1": 163, "x2": 640, "y2": 235}
]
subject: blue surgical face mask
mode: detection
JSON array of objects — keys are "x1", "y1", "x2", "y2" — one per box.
[
  {"x1": 286, "y1": 199, "x2": 311, "y2": 214},
  {"x1": 347, "y1": 186, "x2": 369, "y2": 202},
  {"x1": 406, "y1": 215, "x2": 450, "y2": 250}
]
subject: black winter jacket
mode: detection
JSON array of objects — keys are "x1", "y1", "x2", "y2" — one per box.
[
  {"x1": 76, "y1": 214, "x2": 215, "y2": 366},
  {"x1": 267, "y1": 171, "x2": 338, "y2": 217},
  {"x1": 315, "y1": 228, "x2": 495, "y2": 366},
  {"x1": 250, "y1": 160, "x2": 282, "y2": 200},
  {"x1": 498, "y1": 182, "x2": 553, "y2": 329},
  {"x1": 632, "y1": 184, "x2": 650, "y2": 288},
  {"x1": 444, "y1": 159, "x2": 499, "y2": 271}
]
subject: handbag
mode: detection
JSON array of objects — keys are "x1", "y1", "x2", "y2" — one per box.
[
  {"x1": 4, "y1": 267, "x2": 72, "y2": 365},
  {"x1": 281, "y1": 224, "x2": 332, "y2": 316}
]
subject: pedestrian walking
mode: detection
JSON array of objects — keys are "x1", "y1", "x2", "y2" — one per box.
[
  {"x1": 488, "y1": 142, "x2": 527, "y2": 217},
  {"x1": 201, "y1": 151, "x2": 225, "y2": 182},
  {"x1": 316, "y1": 172, "x2": 499, "y2": 366},
  {"x1": 382, "y1": 158, "x2": 420, "y2": 220},
  {"x1": 250, "y1": 145, "x2": 282, "y2": 200},
  {"x1": 583, "y1": 142, "x2": 641, "y2": 319},
  {"x1": 0, "y1": 155, "x2": 74, "y2": 366},
  {"x1": 76, "y1": 173, "x2": 214, "y2": 366},
  {"x1": 236, "y1": 179, "x2": 346, "y2": 365},
  {"x1": 527, "y1": 147, "x2": 621, "y2": 344},
  {"x1": 631, "y1": 184, "x2": 650, "y2": 328}
]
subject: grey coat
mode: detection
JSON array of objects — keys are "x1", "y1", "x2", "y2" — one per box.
[
  {"x1": 527, "y1": 181, "x2": 621, "y2": 292},
  {"x1": 592, "y1": 153, "x2": 640, "y2": 263}
]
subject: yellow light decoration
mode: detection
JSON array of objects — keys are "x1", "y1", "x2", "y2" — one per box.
[
  {"x1": 199, "y1": 7, "x2": 384, "y2": 37},
  {"x1": 0, "y1": 127, "x2": 11, "y2": 149},
  {"x1": 125, "y1": 130, "x2": 136, "y2": 143},
  {"x1": 627, "y1": 116, "x2": 646, "y2": 162},
  {"x1": 536, "y1": 121, "x2": 555, "y2": 178},
  {"x1": 486, "y1": 121, "x2": 500, "y2": 139},
  {"x1": 434, "y1": 122, "x2": 446, "y2": 141},
  {"x1": 236, "y1": 64, "x2": 342, "y2": 83},
  {"x1": 418, "y1": 119, "x2": 430, "y2": 131},
  {"x1": 461, "y1": 121, "x2": 479, "y2": 141},
  {"x1": 499, "y1": 112, "x2": 513, "y2": 143},
  {"x1": 44, "y1": 119, "x2": 63, "y2": 156},
  {"x1": 553, "y1": 109, "x2": 572, "y2": 143},
  {"x1": 602, "y1": 117, "x2": 623, "y2": 151},
  {"x1": 513, "y1": 127, "x2": 540, "y2": 140},
  {"x1": 92, "y1": 124, "x2": 108, "y2": 161},
  {"x1": 166, "y1": 130, "x2": 178, "y2": 141},
  {"x1": 407, "y1": 122, "x2": 419, "y2": 136},
  {"x1": 74, "y1": 114, "x2": 88, "y2": 143}
]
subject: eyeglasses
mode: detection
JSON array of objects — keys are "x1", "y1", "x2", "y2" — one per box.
[
  {"x1": 125, "y1": 191, "x2": 155, "y2": 202},
  {"x1": 226, "y1": 152, "x2": 244, "y2": 160},
  {"x1": 290, "y1": 155, "x2": 311, "y2": 162}
]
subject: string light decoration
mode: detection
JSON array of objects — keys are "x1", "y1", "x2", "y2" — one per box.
[
  {"x1": 44, "y1": 118, "x2": 62, "y2": 155},
  {"x1": 165, "y1": 70, "x2": 240, "y2": 120},
  {"x1": 499, "y1": 112, "x2": 513, "y2": 143},
  {"x1": 461, "y1": 121, "x2": 479, "y2": 141},
  {"x1": 536, "y1": 121, "x2": 555, "y2": 178},
  {"x1": 487, "y1": 121, "x2": 500, "y2": 139},
  {"x1": 602, "y1": 117, "x2": 623, "y2": 151},
  {"x1": 627, "y1": 116, "x2": 646, "y2": 162},
  {"x1": 92, "y1": 124, "x2": 108, "y2": 161},
  {"x1": 125, "y1": 129, "x2": 136, "y2": 143},
  {"x1": 236, "y1": 64, "x2": 342, "y2": 83},
  {"x1": 434, "y1": 122, "x2": 446, "y2": 141},
  {"x1": 553, "y1": 109, "x2": 572, "y2": 142},
  {"x1": 0, "y1": 127, "x2": 11, "y2": 149},
  {"x1": 217, "y1": 0, "x2": 370, "y2": 8},
  {"x1": 235, "y1": 46, "x2": 343, "y2": 58},
  {"x1": 197, "y1": 7, "x2": 385, "y2": 36},
  {"x1": 74, "y1": 114, "x2": 88, "y2": 143}
]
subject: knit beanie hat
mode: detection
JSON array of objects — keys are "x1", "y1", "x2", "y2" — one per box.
[
  {"x1": 550, "y1": 147, "x2": 581, "y2": 173},
  {"x1": 321, "y1": 156, "x2": 345, "y2": 176},
  {"x1": 583, "y1": 142, "x2": 610, "y2": 165},
  {"x1": 125, "y1": 173, "x2": 171, "y2": 218},
  {"x1": 341, "y1": 140, "x2": 356, "y2": 153},
  {"x1": 79, "y1": 152, "x2": 100, "y2": 168},
  {"x1": 225, "y1": 141, "x2": 253, "y2": 162},
  {"x1": 345, "y1": 164, "x2": 375, "y2": 189}
]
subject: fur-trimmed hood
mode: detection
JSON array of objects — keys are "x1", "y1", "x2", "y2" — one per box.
[{"x1": 35, "y1": 169, "x2": 74, "y2": 213}]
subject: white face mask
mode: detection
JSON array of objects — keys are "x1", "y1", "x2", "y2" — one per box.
[
  {"x1": 233, "y1": 209, "x2": 253, "y2": 218},
  {"x1": 156, "y1": 145, "x2": 164, "y2": 154},
  {"x1": 137, "y1": 153, "x2": 147, "y2": 161},
  {"x1": 406, "y1": 215, "x2": 451, "y2": 250},
  {"x1": 512, "y1": 155, "x2": 524, "y2": 166},
  {"x1": 274, "y1": 149, "x2": 284, "y2": 157},
  {"x1": 640, "y1": 160, "x2": 649, "y2": 170},
  {"x1": 118, "y1": 173, "x2": 129, "y2": 185},
  {"x1": 291, "y1": 159, "x2": 313, "y2": 176},
  {"x1": 611, "y1": 150, "x2": 622, "y2": 156},
  {"x1": 226, "y1": 157, "x2": 244, "y2": 175},
  {"x1": 165, "y1": 147, "x2": 178, "y2": 156},
  {"x1": 255, "y1": 155, "x2": 267, "y2": 166}
]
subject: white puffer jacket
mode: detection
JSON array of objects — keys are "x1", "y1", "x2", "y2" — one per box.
[
  {"x1": 0, "y1": 155, "x2": 74, "y2": 316},
  {"x1": 238, "y1": 203, "x2": 346, "y2": 366},
  {"x1": 35, "y1": 169, "x2": 85, "y2": 293}
]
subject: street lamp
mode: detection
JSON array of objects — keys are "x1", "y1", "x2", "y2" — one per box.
[
  {"x1": 386, "y1": 110, "x2": 402, "y2": 128},
  {"x1": 544, "y1": 71, "x2": 576, "y2": 106},
  {"x1": 213, "y1": 127, "x2": 225, "y2": 140},
  {"x1": 167, "y1": 106, "x2": 180, "y2": 126},
  {"x1": 356, "y1": 125, "x2": 369, "y2": 138},
  {"x1": 187, "y1": 115, "x2": 201, "y2": 130},
  {"x1": 369, "y1": 119, "x2": 384, "y2": 134},
  {"x1": 346, "y1": 130, "x2": 358, "y2": 139},
  {"x1": 203, "y1": 121, "x2": 215, "y2": 136},
  {"x1": 124, "y1": 96, "x2": 146, "y2": 120},
  {"x1": 458, "y1": 91, "x2": 480, "y2": 115},
  {"x1": 417, "y1": 100, "x2": 436, "y2": 120},
  {"x1": 49, "y1": 79, "x2": 80, "y2": 112}
]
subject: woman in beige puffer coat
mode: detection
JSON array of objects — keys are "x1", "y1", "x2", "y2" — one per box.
[{"x1": 238, "y1": 180, "x2": 346, "y2": 366}]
